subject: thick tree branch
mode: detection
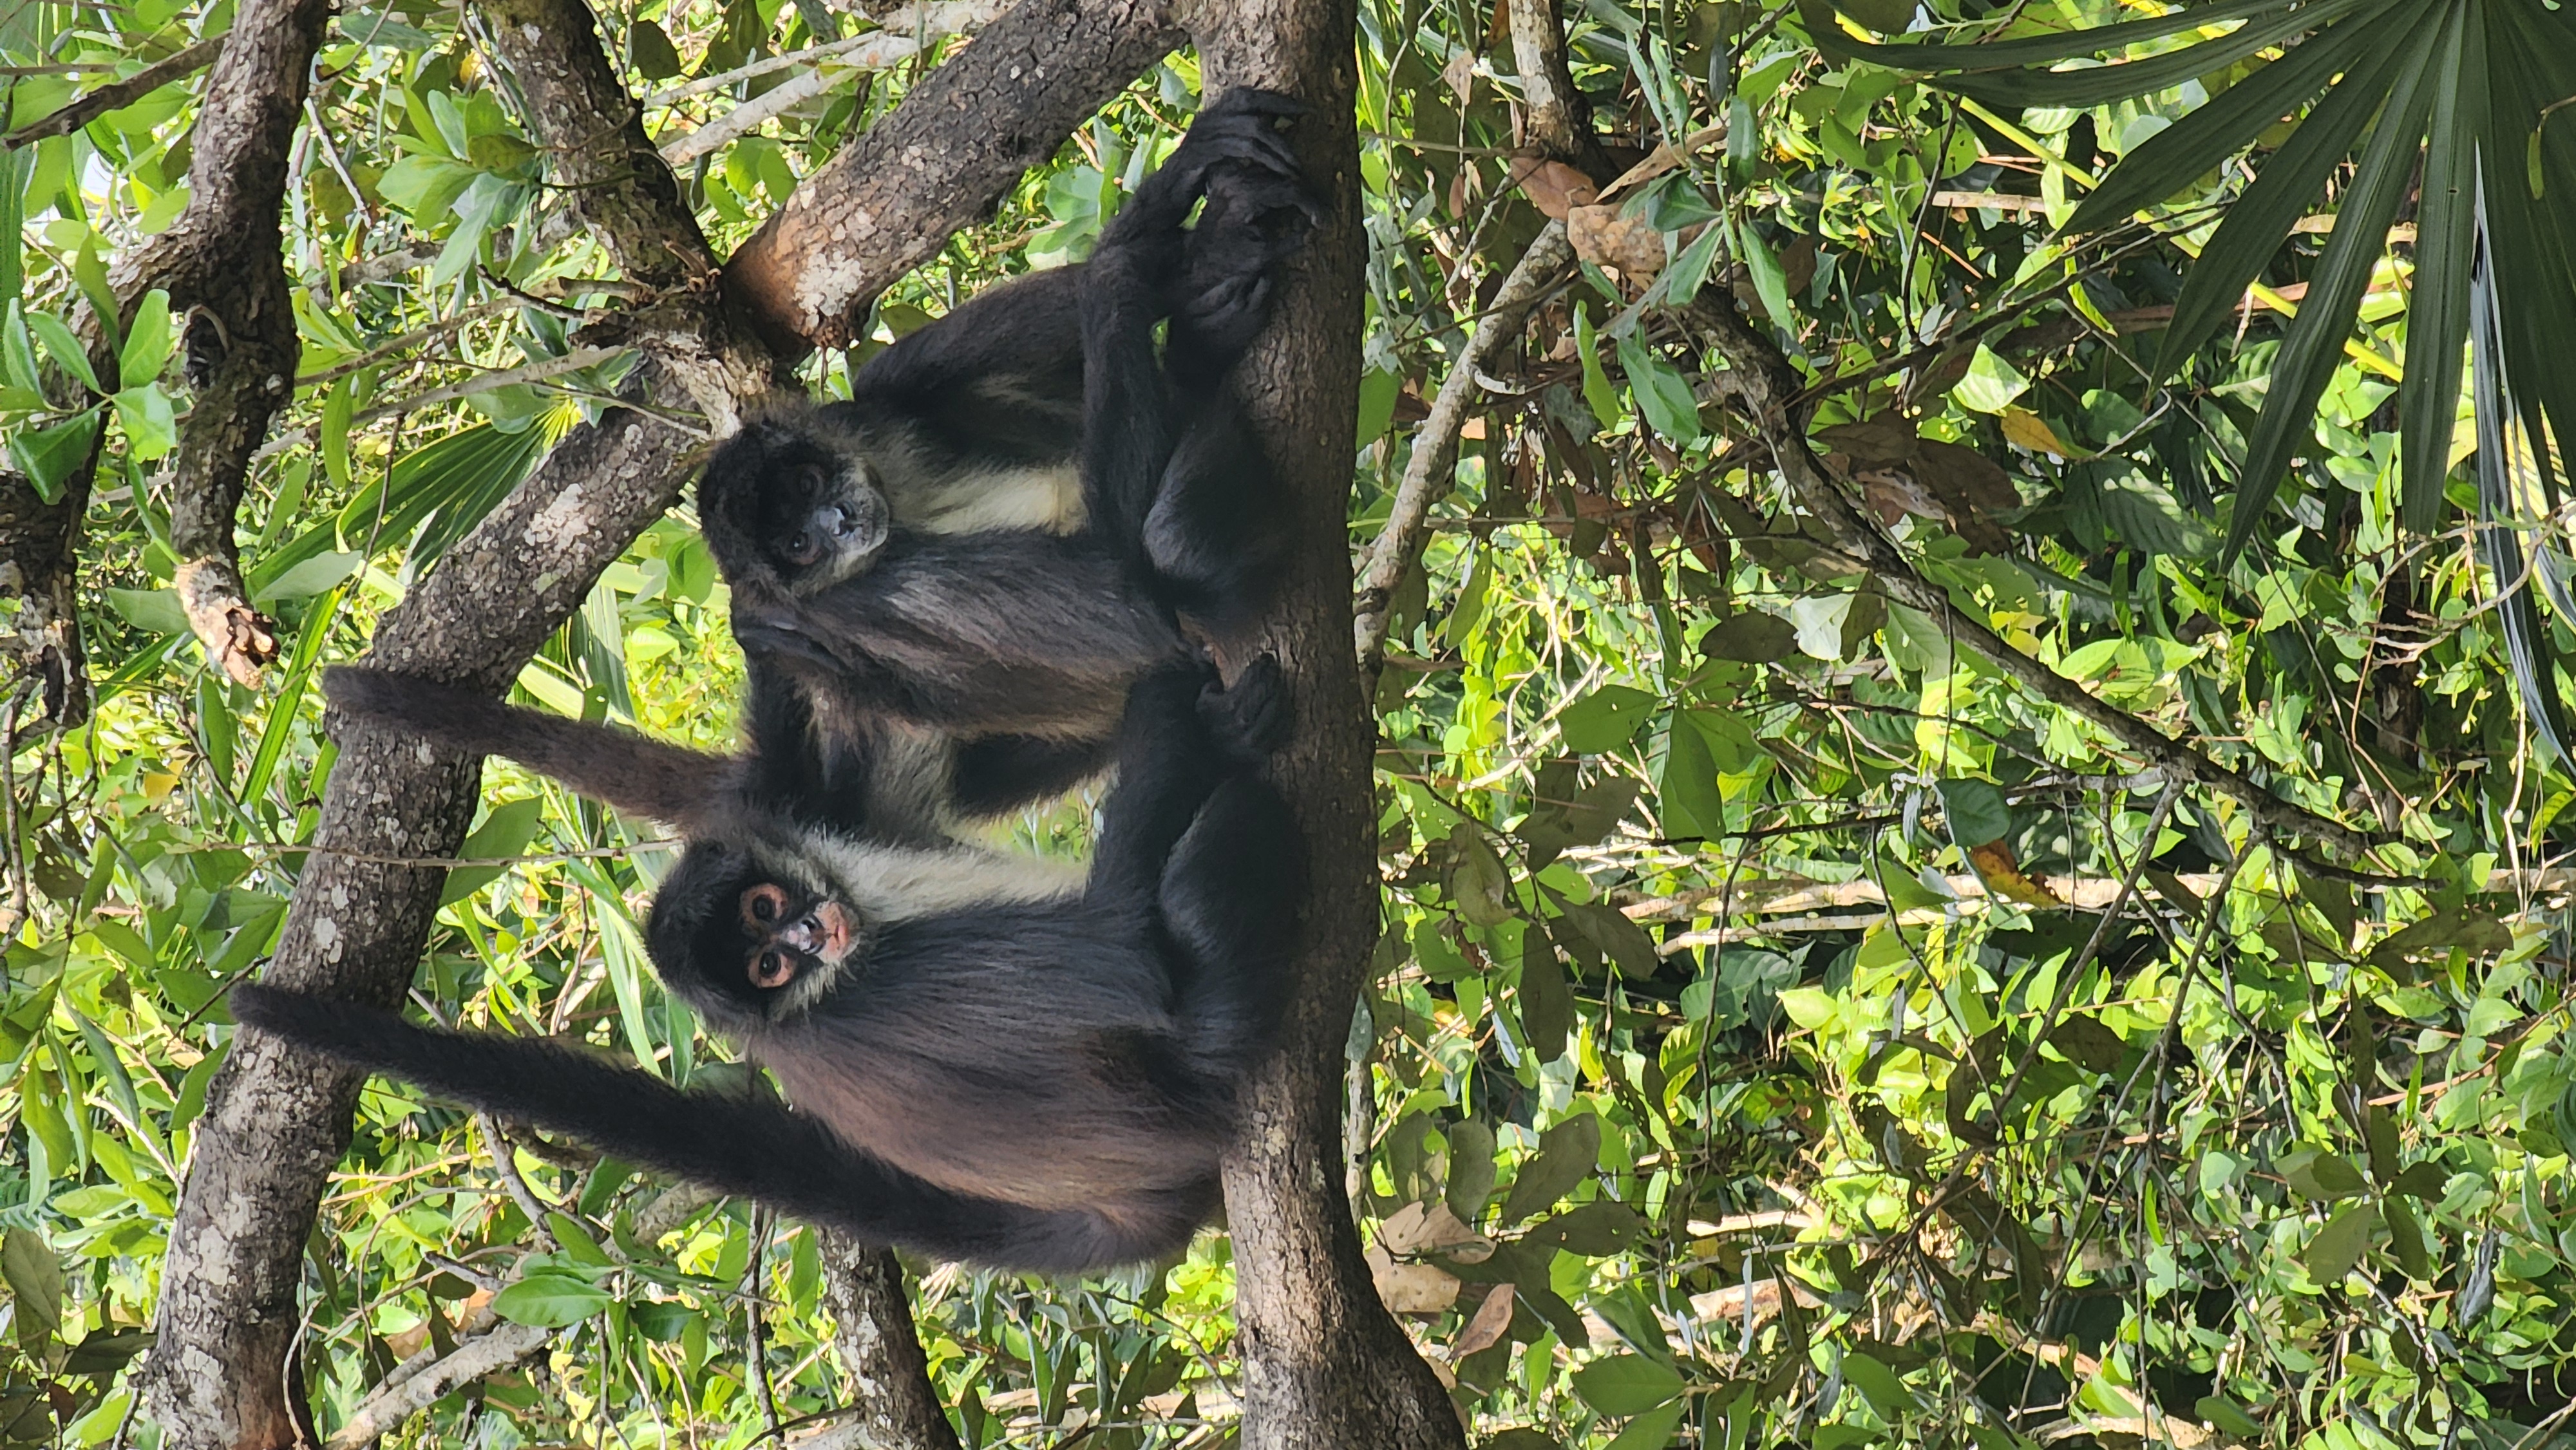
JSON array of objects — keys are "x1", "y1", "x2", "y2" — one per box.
[
  {"x1": 1197, "y1": 3, "x2": 1467, "y2": 1446},
  {"x1": 1683, "y1": 293, "x2": 2378, "y2": 860},
  {"x1": 808, "y1": 1234, "x2": 962, "y2": 1450},
  {"x1": 0, "y1": 471, "x2": 88, "y2": 731},
  {"x1": 1352, "y1": 220, "x2": 1571, "y2": 677},
  {"x1": 113, "y1": 0, "x2": 331, "y2": 685},
  {"x1": 3, "y1": 33, "x2": 225, "y2": 146},
  {"x1": 723, "y1": 0, "x2": 1181, "y2": 351},
  {"x1": 483, "y1": 0, "x2": 720, "y2": 296}
]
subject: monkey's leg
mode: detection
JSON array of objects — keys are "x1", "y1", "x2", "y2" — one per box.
[
  {"x1": 229, "y1": 985, "x2": 1193, "y2": 1273},
  {"x1": 949, "y1": 733, "x2": 1121, "y2": 818},
  {"x1": 1084, "y1": 664, "x2": 1236, "y2": 904},
  {"x1": 325, "y1": 668, "x2": 739, "y2": 831},
  {"x1": 1157, "y1": 775, "x2": 1305, "y2": 1066}
]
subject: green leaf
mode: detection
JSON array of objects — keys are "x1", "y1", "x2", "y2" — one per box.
[
  {"x1": 2278, "y1": 1147, "x2": 2368, "y2": 1201},
  {"x1": 1602, "y1": 1401, "x2": 1689, "y2": 1450},
  {"x1": 2382, "y1": 1197, "x2": 2431, "y2": 1279},
  {"x1": 1444, "y1": 1120, "x2": 1497, "y2": 1225},
  {"x1": 1735, "y1": 217, "x2": 1794, "y2": 326},
  {"x1": 1444, "y1": 825, "x2": 1514, "y2": 928},
  {"x1": 2066, "y1": 13, "x2": 2376, "y2": 231},
  {"x1": 7, "y1": 406, "x2": 100, "y2": 504},
  {"x1": 2301, "y1": 1200, "x2": 2378, "y2": 1283},
  {"x1": 1558, "y1": 684, "x2": 1657, "y2": 753},
  {"x1": 490, "y1": 1272, "x2": 613, "y2": 1328},
  {"x1": 117, "y1": 288, "x2": 173, "y2": 384},
  {"x1": 26, "y1": 309, "x2": 99, "y2": 393},
  {"x1": 630, "y1": 19, "x2": 685, "y2": 79},
  {"x1": 1842, "y1": 1351, "x2": 1916, "y2": 1419},
  {"x1": 1833, "y1": 0, "x2": 2376, "y2": 109},
  {"x1": 1356, "y1": 366, "x2": 1400, "y2": 449},
  {"x1": 1698, "y1": 611, "x2": 1798, "y2": 663},
  {"x1": 439, "y1": 797, "x2": 545, "y2": 906},
  {"x1": 2226, "y1": 35, "x2": 2439, "y2": 563},
  {"x1": 1810, "y1": 0, "x2": 2293, "y2": 73},
  {"x1": 1553, "y1": 899, "x2": 1661, "y2": 978},
  {"x1": 252, "y1": 550, "x2": 362, "y2": 604},
  {"x1": 2197, "y1": 1398, "x2": 2264, "y2": 1438},
  {"x1": 376, "y1": 153, "x2": 480, "y2": 218},
  {"x1": 112, "y1": 384, "x2": 176, "y2": 460},
  {"x1": 1658, "y1": 711, "x2": 1728, "y2": 843},
  {"x1": 4, "y1": 301, "x2": 41, "y2": 393},
  {"x1": 2, "y1": 1227, "x2": 62, "y2": 1350},
  {"x1": 1499, "y1": 1111, "x2": 1600, "y2": 1223},
  {"x1": 1936, "y1": 777, "x2": 2012, "y2": 849},
  {"x1": 1517, "y1": 929, "x2": 1571, "y2": 1062},
  {"x1": 1570, "y1": 1353, "x2": 1683, "y2": 1415},
  {"x1": 1572, "y1": 303, "x2": 1622, "y2": 431},
  {"x1": 1443, "y1": 549, "x2": 1493, "y2": 650},
  {"x1": 546, "y1": 1213, "x2": 612, "y2": 1267},
  {"x1": 1665, "y1": 220, "x2": 1725, "y2": 305},
  {"x1": 1616, "y1": 334, "x2": 1701, "y2": 446},
  {"x1": 2400, "y1": 4, "x2": 2477, "y2": 535},
  {"x1": 2389, "y1": 1160, "x2": 2448, "y2": 1200},
  {"x1": 1951, "y1": 344, "x2": 2029, "y2": 414},
  {"x1": 2154, "y1": 20, "x2": 2428, "y2": 381}
]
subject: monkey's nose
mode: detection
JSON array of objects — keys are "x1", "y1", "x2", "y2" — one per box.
[{"x1": 817, "y1": 504, "x2": 859, "y2": 539}]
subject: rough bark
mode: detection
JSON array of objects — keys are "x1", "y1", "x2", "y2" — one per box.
[
  {"x1": 115, "y1": 0, "x2": 332, "y2": 686},
  {"x1": 0, "y1": 469, "x2": 88, "y2": 731},
  {"x1": 482, "y1": 0, "x2": 719, "y2": 294},
  {"x1": 811, "y1": 1235, "x2": 962, "y2": 1450},
  {"x1": 3, "y1": 34, "x2": 226, "y2": 146},
  {"x1": 1505, "y1": 0, "x2": 1615, "y2": 179},
  {"x1": 139, "y1": 381, "x2": 701, "y2": 1450},
  {"x1": 723, "y1": 0, "x2": 1182, "y2": 352},
  {"x1": 1198, "y1": 4, "x2": 1468, "y2": 1446}
]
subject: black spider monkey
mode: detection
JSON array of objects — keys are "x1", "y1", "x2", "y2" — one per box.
[
  {"x1": 232, "y1": 91, "x2": 1314, "y2": 1272},
  {"x1": 690, "y1": 95, "x2": 1316, "y2": 818}
]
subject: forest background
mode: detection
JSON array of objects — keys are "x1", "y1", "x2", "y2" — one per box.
[{"x1": 2, "y1": 0, "x2": 2575, "y2": 1446}]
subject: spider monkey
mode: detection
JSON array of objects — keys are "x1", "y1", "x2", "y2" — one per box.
[
  {"x1": 692, "y1": 89, "x2": 1317, "y2": 814},
  {"x1": 236, "y1": 657, "x2": 1300, "y2": 1272},
  {"x1": 232, "y1": 93, "x2": 1314, "y2": 1272}
]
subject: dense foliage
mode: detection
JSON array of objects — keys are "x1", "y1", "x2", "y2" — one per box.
[{"x1": 3, "y1": 0, "x2": 2575, "y2": 1445}]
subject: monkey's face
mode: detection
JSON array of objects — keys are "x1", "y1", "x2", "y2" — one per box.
[
  {"x1": 697, "y1": 408, "x2": 892, "y2": 594},
  {"x1": 760, "y1": 451, "x2": 891, "y2": 593},
  {"x1": 648, "y1": 840, "x2": 868, "y2": 1026}
]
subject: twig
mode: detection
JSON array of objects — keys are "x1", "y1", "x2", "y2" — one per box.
[
  {"x1": 478, "y1": 1115, "x2": 562, "y2": 1243},
  {"x1": 746, "y1": 1208, "x2": 781, "y2": 1437},
  {"x1": 3, "y1": 33, "x2": 224, "y2": 146},
  {"x1": 643, "y1": 0, "x2": 1002, "y2": 107},
  {"x1": 166, "y1": 839, "x2": 678, "y2": 867},
  {"x1": 321, "y1": 1321, "x2": 553, "y2": 1449},
  {"x1": 1352, "y1": 220, "x2": 1573, "y2": 673},
  {"x1": 350, "y1": 346, "x2": 627, "y2": 425},
  {"x1": 654, "y1": 0, "x2": 1004, "y2": 165},
  {"x1": 0, "y1": 681, "x2": 34, "y2": 939}
]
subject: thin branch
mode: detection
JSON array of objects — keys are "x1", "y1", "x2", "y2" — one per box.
[
  {"x1": 321, "y1": 1321, "x2": 553, "y2": 1450},
  {"x1": 3, "y1": 34, "x2": 224, "y2": 146},
  {"x1": 349, "y1": 346, "x2": 627, "y2": 425},
  {"x1": 645, "y1": 0, "x2": 1003, "y2": 107},
  {"x1": 1352, "y1": 220, "x2": 1571, "y2": 675}
]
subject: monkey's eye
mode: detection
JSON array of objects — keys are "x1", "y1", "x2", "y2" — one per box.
[
  {"x1": 781, "y1": 529, "x2": 822, "y2": 567},
  {"x1": 750, "y1": 950, "x2": 798, "y2": 989},
  {"x1": 741, "y1": 883, "x2": 791, "y2": 928}
]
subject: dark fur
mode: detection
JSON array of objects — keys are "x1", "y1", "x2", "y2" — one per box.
[
  {"x1": 699, "y1": 90, "x2": 1315, "y2": 812},
  {"x1": 240, "y1": 95, "x2": 1315, "y2": 1274},
  {"x1": 238, "y1": 661, "x2": 1302, "y2": 1273}
]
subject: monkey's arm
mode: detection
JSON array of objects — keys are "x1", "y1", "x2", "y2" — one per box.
[
  {"x1": 230, "y1": 984, "x2": 1187, "y2": 1273},
  {"x1": 849, "y1": 271, "x2": 1086, "y2": 468},
  {"x1": 732, "y1": 532, "x2": 1176, "y2": 737},
  {"x1": 325, "y1": 668, "x2": 739, "y2": 832}
]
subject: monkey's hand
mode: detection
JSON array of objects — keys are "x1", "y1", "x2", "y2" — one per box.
[
  {"x1": 1197, "y1": 654, "x2": 1291, "y2": 764},
  {"x1": 1100, "y1": 89, "x2": 1308, "y2": 271},
  {"x1": 1170, "y1": 164, "x2": 1320, "y2": 364}
]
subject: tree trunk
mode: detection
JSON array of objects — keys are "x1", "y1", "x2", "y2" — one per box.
[
  {"x1": 1197, "y1": 2, "x2": 1468, "y2": 1444},
  {"x1": 0, "y1": 469, "x2": 87, "y2": 733},
  {"x1": 813, "y1": 1236, "x2": 963, "y2": 1450}
]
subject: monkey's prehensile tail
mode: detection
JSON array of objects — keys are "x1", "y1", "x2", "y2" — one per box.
[{"x1": 229, "y1": 984, "x2": 1204, "y2": 1273}]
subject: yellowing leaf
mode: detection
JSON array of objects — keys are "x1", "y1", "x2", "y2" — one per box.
[
  {"x1": 1999, "y1": 406, "x2": 2072, "y2": 457},
  {"x1": 1967, "y1": 840, "x2": 2061, "y2": 906}
]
